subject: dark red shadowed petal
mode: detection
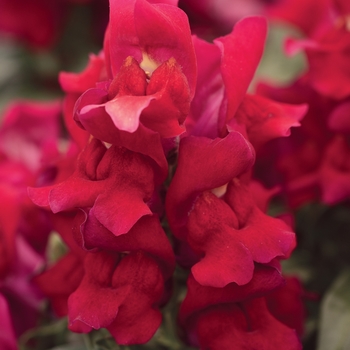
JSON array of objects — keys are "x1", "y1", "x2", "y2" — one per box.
[
  {"x1": 74, "y1": 211, "x2": 175, "y2": 278},
  {"x1": 195, "y1": 298, "x2": 301, "y2": 350},
  {"x1": 68, "y1": 251, "x2": 164, "y2": 345}
]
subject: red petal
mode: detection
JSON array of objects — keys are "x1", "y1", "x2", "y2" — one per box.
[
  {"x1": 195, "y1": 298, "x2": 301, "y2": 350},
  {"x1": 214, "y1": 16, "x2": 267, "y2": 132},
  {"x1": 75, "y1": 212, "x2": 175, "y2": 278},
  {"x1": 233, "y1": 94, "x2": 308, "y2": 148},
  {"x1": 179, "y1": 264, "x2": 284, "y2": 324},
  {"x1": 166, "y1": 132, "x2": 254, "y2": 240},
  {"x1": 187, "y1": 192, "x2": 254, "y2": 287}
]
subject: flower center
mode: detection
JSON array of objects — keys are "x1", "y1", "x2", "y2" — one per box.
[{"x1": 140, "y1": 52, "x2": 159, "y2": 79}]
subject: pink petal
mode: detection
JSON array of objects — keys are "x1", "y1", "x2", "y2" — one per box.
[{"x1": 105, "y1": 95, "x2": 155, "y2": 133}]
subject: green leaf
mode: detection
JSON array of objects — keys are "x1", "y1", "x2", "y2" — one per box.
[
  {"x1": 317, "y1": 269, "x2": 350, "y2": 350},
  {"x1": 251, "y1": 21, "x2": 307, "y2": 90}
]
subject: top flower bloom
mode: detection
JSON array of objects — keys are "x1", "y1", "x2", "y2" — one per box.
[{"x1": 67, "y1": 0, "x2": 197, "y2": 147}]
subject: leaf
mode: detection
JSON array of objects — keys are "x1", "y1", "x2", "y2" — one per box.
[
  {"x1": 251, "y1": 22, "x2": 307, "y2": 89},
  {"x1": 317, "y1": 269, "x2": 350, "y2": 350}
]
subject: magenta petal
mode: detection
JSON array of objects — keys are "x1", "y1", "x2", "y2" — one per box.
[
  {"x1": 186, "y1": 36, "x2": 223, "y2": 138},
  {"x1": 27, "y1": 185, "x2": 52, "y2": 207},
  {"x1": 214, "y1": 16, "x2": 267, "y2": 129},
  {"x1": 0, "y1": 294, "x2": 17, "y2": 350},
  {"x1": 105, "y1": 95, "x2": 155, "y2": 133},
  {"x1": 166, "y1": 132, "x2": 254, "y2": 240},
  {"x1": 328, "y1": 101, "x2": 350, "y2": 133}
]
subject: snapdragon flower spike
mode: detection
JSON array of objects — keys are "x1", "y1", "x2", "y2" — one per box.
[
  {"x1": 29, "y1": 138, "x2": 155, "y2": 236},
  {"x1": 68, "y1": 250, "x2": 164, "y2": 345},
  {"x1": 166, "y1": 131, "x2": 255, "y2": 241},
  {"x1": 187, "y1": 179, "x2": 295, "y2": 287}
]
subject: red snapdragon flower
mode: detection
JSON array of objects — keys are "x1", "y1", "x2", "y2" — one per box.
[
  {"x1": 29, "y1": 138, "x2": 156, "y2": 237},
  {"x1": 61, "y1": 0, "x2": 197, "y2": 175},
  {"x1": 179, "y1": 266, "x2": 301, "y2": 350}
]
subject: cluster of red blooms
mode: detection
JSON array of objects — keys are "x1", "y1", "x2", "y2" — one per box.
[{"x1": 0, "y1": 0, "x2": 349, "y2": 349}]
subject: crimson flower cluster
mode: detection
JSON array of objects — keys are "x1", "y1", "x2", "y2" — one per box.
[
  {"x1": 1, "y1": 0, "x2": 324, "y2": 349},
  {"x1": 254, "y1": 0, "x2": 350, "y2": 208}
]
